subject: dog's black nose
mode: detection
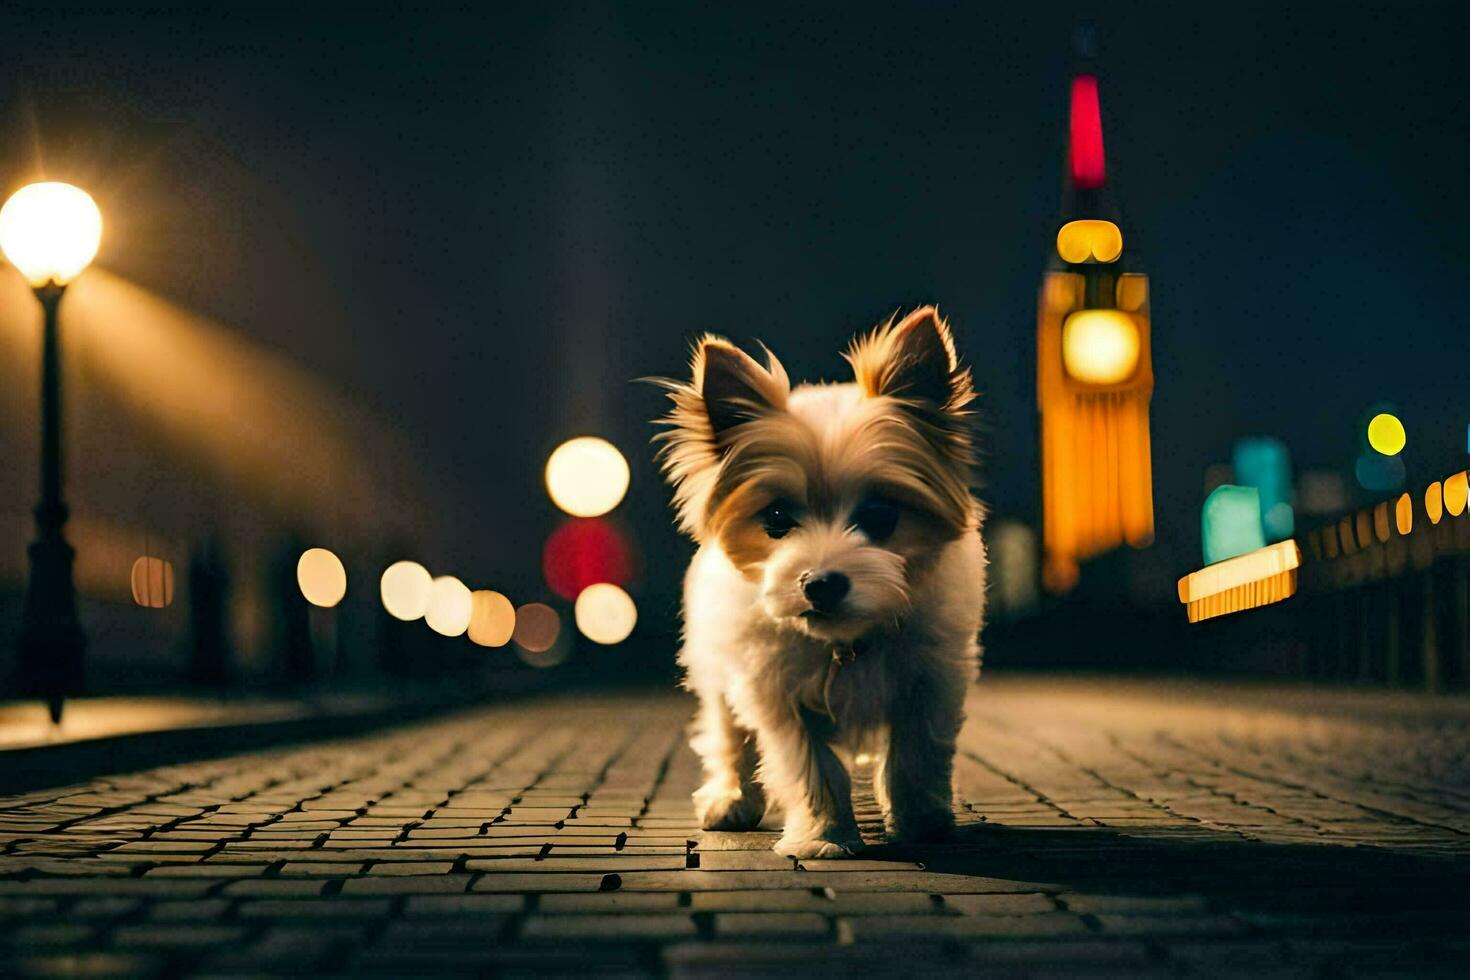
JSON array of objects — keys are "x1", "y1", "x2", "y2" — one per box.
[{"x1": 802, "y1": 571, "x2": 850, "y2": 613}]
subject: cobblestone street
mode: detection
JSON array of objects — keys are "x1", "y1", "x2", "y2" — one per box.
[{"x1": 2, "y1": 675, "x2": 1468, "y2": 977}]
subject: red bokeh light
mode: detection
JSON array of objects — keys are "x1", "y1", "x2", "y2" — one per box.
[
  {"x1": 542, "y1": 518, "x2": 633, "y2": 600},
  {"x1": 1069, "y1": 74, "x2": 1106, "y2": 190}
]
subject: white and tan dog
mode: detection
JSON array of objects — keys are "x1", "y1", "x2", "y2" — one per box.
[{"x1": 655, "y1": 306, "x2": 985, "y2": 858}]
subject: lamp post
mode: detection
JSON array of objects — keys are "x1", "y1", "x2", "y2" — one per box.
[{"x1": 0, "y1": 181, "x2": 103, "y2": 724}]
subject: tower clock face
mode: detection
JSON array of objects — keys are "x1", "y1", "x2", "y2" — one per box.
[{"x1": 1061, "y1": 308, "x2": 1141, "y2": 385}]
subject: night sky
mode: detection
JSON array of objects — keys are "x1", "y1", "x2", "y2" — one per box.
[{"x1": 2, "y1": 4, "x2": 1467, "y2": 638}]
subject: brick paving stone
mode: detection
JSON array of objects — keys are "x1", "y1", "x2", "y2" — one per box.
[
  {"x1": 539, "y1": 891, "x2": 683, "y2": 912},
  {"x1": 1, "y1": 679, "x2": 1467, "y2": 976},
  {"x1": 111, "y1": 924, "x2": 249, "y2": 947},
  {"x1": 941, "y1": 892, "x2": 1057, "y2": 915},
  {"x1": 714, "y1": 911, "x2": 832, "y2": 937},
  {"x1": 696, "y1": 850, "x2": 797, "y2": 871},
  {"x1": 843, "y1": 911, "x2": 1091, "y2": 939},
  {"x1": 471, "y1": 872, "x2": 614, "y2": 893},
  {"x1": 363, "y1": 860, "x2": 456, "y2": 875},
  {"x1": 204, "y1": 925, "x2": 365, "y2": 971},
  {"x1": 340, "y1": 873, "x2": 474, "y2": 895},
  {"x1": 280, "y1": 861, "x2": 365, "y2": 876},
  {"x1": 404, "y1": 893, "x2": 525, "y2": 915},
  {"x1": 223, "y1": 878, "x2": 327, "y2": 897},
  {"x1": 520, "y1": 912, "x2": 698, "y2": 942},
  {"x1": 690, "y1": 889, "x2": 945, "y2": 915},
  {"x1": 145, "y1": 899, "x2": 233, "y2": 921},
  {"x1": 237, "y1": 898, "x2": 395, "y2": 919}
]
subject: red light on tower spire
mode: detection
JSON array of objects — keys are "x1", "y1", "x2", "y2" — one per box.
[{"x1": 1069, "y1": 74, "x2": 1106, "y2": 190}]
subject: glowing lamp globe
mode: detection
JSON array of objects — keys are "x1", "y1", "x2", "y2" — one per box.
[
  {"x1": 545, "y1": 437, "x2": 630, "y2": 517},
  {"x1": 425, "y1": 575, "x2": 473, "y2": 637},
  {"x1": 380, "y1": 560, "x2": 432, "y2": 620},
  {"x1": 574, "y1": 583, "x2": 637, "y2": 645},
  {"x1": 1055, "y1": 219, "x2": 1123, "y2": 264},
  {"x1": 297, "y1": 548, "x2": 347, "y2": 608},
  {"x1": 1061, "y1": 309, "x2": 1140, "y2": 385},
  {"x1": 0, "y1": 182, "x2": 103, "y2": 286}
]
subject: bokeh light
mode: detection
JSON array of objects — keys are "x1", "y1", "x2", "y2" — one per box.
[
  {"x1": 1201, "y1": 485, "x2": 1265, "y2": 565},
  {"x1": 130, "y1": 556, "x2": 175, "y2": 609},
  {"x1": 1355, "y1": 452, "x2": 1405, "y2": 491},
  {"x1": 1366, "y1": 413, "x2": 1406, "y2": 456},
  {"x1": 1055, "y1": 219, "x2": 1123, "y2": 264},
  {"x1": 468, "y1": 590, "x2": 516, "y2": 647},
  {"x1": 543, "y1": 518, "x2": 634, "y2": 600},
  {"x1": 1426, "y1": 481, "x2": 1444, "y2": 525},
  {"x1": 425, "y1": 575, "x2": 473, "y2": 637},
  {"x1": 1061, "y1": 309, "x2": 1140, "y2": 385},
  {"x1": 1233, "y1": 437, "x2": 1294, "y2": 542},
  {"x1": 1446, "y1": 471, "x2": 1468, "y2": 517},
  {"x1": 513, "y1": 602, "x2": 561, "y2": 653},
  {"x1": 574, "y1": 583, "x2": 637, "y2": 645},
  {"x1": 380, "y1": 560, "x2": 433, "y2": 620},
  {"x1": 545, "y1": 436, "x2": 630, "y2": 517},
  {"x1": 0, "y1": 182, "x2": 103, "y2": 285},
  {"x1": 1395, "y1": 493, "x2": 1413, "y2": 536},
  {"x1": 297, "y1": 548, "x2": 347, "y2": 608}
]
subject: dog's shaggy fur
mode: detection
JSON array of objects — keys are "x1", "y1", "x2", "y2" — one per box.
[{"x1": 654, "y1": 307, "x2": 986, "y2": 858}]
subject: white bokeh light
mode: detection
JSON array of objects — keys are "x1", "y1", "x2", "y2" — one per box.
[
  {"x1": 425, "y1": 575, "x2": 473, "y2": 637},
  {"x1": 545, "y1": 436, "x2": 630, "y2": 517},
  {"x1": 380, "y1": 560, "x2": 432, "y2": 621},
  {"x1": 574, "y1": 583, "x2": 637, "y2": 645}
]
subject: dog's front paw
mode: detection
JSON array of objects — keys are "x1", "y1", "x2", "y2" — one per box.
[
  {"x1": 694, "y1": 783, "x2": 766, "y2": 832},
  {"x1": 774, "y1": 832, "x2": 863, "y2": 859}
]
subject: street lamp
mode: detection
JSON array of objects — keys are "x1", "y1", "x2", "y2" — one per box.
[{"x1": 0, "y1": 181, "x2": 103, "y2": 723}]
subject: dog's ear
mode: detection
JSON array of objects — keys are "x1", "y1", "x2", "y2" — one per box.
[
  {"x1": 696, "y1": 338, "x2": 788, "y2": 437},
  {"x1": 847, "y1": 306, "x2": 970, "y2": 412},
  {"x1": 653, "y1": 335, "x2": 790, "y2": 538}
]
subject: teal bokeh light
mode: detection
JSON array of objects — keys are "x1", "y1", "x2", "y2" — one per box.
[
  {"x1": 1202, "y1": 484, "x2": 1266, "y2": 565},
  {"x1": 1232, "y1": 437, "x2": 1294, "y2": 543}
]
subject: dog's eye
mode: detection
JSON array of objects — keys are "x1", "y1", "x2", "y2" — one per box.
[
  {"x1": 758, "y1": 501, "x2": 799, "y2": 539},
  {"x1": 852, "y1": 501, "x2": 899, "y2": 542}
]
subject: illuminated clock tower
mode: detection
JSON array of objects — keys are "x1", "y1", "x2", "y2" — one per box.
[{"x1": 1037, "y1": 52, "x2": 1155, "y2": 592}]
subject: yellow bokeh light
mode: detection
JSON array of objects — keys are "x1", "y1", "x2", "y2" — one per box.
[
  {"x1": 1056, "y1": 219, "x2": 1123, "y2": 264},
  {"x1": 574, "y1": 583, "x2": 637, "y2": 645},
  {"x1": 1394, "y1": 493, "x2": 1412, "y2": 536},
  {"x1": 1061, "y1": 309, "x2": 1140, "y2": 385},
  {"x1": 1366, "y1": 413, "x2": 1406, "y2": 456},
  {"x1": 1445, "y1": 471, "x2": 1468, "y2": 517},
  {"x1": 468, "y1": 590, "x2": 516, "y2": 647},
  {"x1": 130, "y1": 556, "x2": 175, "y2": 609},
  {"x1": 425, "y1": 575, "x2": 473, "y2": 637},
  {"x1": 297, "y1": 548, "x2": 347, "y2": 608},
  {"x1": 545, "y1": 436, "x2": 630, "y2": 518},
  {"x1": 380, "y1": 560, "x2": 432, "y2": 620},
  {"x1": 0, "y1": 182, "x2": 103, "y2": 286},
  {"x1": 513, "y1": 602, "x2": 561, "y2": 653}
]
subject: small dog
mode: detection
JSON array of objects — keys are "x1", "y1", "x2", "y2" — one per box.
[{"x1": 654, "y1": 306, "x2": 986, "y2": 858}]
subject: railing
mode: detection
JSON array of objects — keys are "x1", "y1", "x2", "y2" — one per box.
[{"x1": 1178, "y1": 468, "x2": 1470, "y2": 690}]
